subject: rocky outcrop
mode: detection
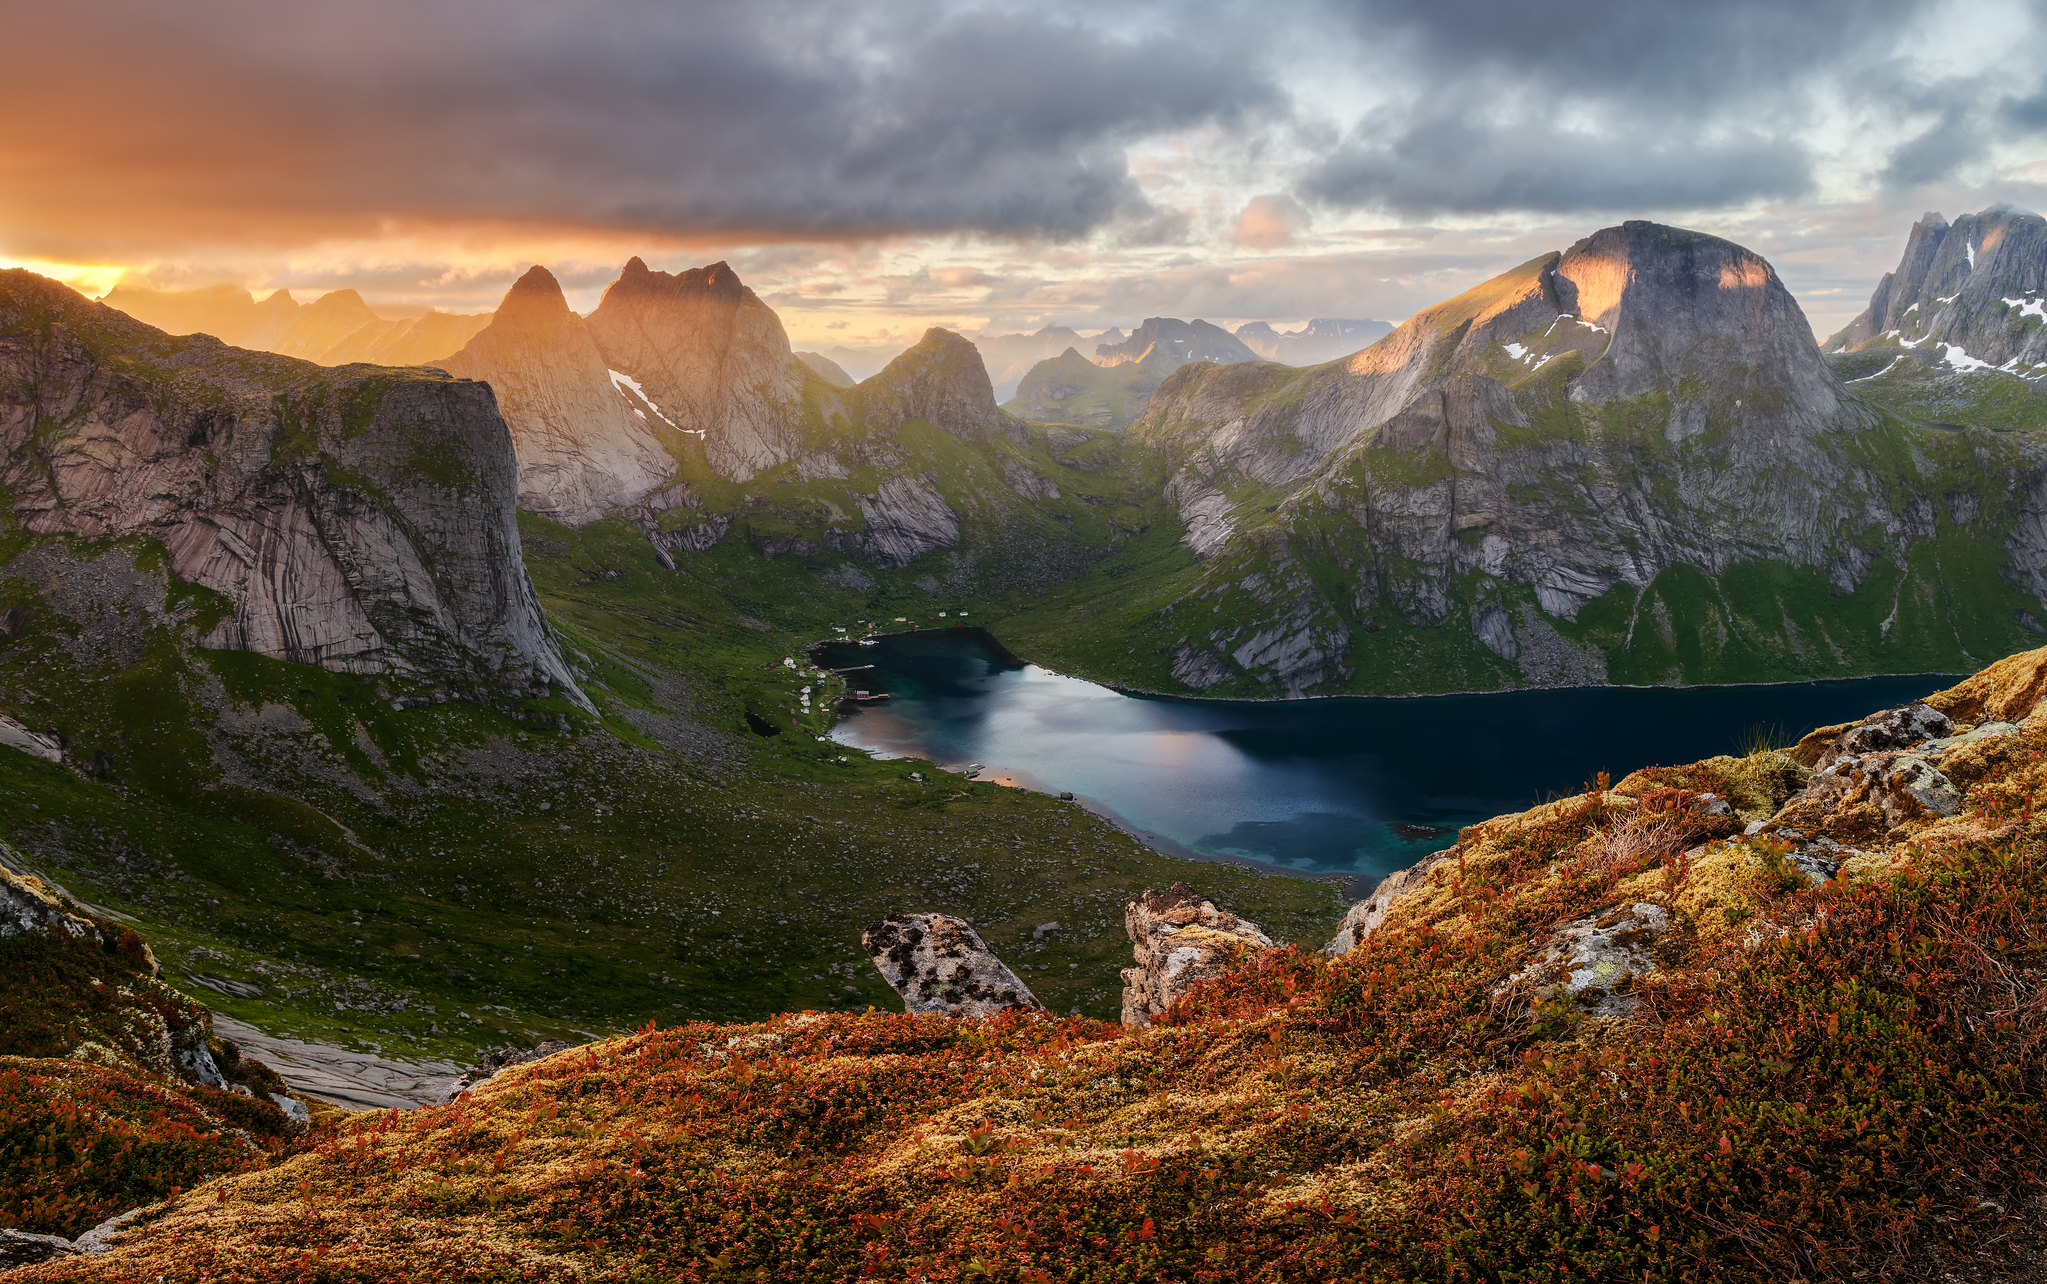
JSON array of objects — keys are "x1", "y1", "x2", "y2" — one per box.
[
  {"x1": 840, "y1": 476, "x2": 960, "y2": 570},
  {"x1": 1, "y1": 862, "x2": 106, "y2": 942},
  {"x1": 1120, "y1": 884, "x2": 1272, "y2": 1026},
  {"x1": 0, "y1": 710, "x2": 60, "y2": 761},
  {"x1": 446, "y1": 1040, "x2": 576, "y2": 1100},
  {"x1": 1133, "y1": 220, "x2": 2047, "y2": 694},
  {"x1": 858, "y1": 328, "x2": 1023, "y2": 444},
  {"x1": 586, "y1": 258, "x2": 807, "y2": 481},
  {"x1": 863, "y1": 913, "x2": 1042, "y2": 1017},
  {"x1": 0, "y1": 270, "x2": 583, "y2": 707},
  {"x1": 1503, "y1": 902, "x2": 1672, "y2": 1017},
  {"x1": 1327, "y1": 848, "x2": 1455, "y2": 955},
  {"x1": 1826, "y1": 206, "x2": 2047, "y2": 378},
  {"x1": 441, "y1": 266, "x2": 674, "y2": 525}
]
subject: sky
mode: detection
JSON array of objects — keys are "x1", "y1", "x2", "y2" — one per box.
[{"x1": 3, "y1": 0, "x2": 2044, "y2": 351}]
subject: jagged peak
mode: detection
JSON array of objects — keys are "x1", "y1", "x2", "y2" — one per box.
[
  {"x1": 597, "y1": 257, "x2": 755, "y2": 309},
  {"x1": 493, "y1": 264, "x2": 573, "y2": 329}
]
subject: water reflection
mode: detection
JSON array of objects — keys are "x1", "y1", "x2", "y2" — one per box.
[{"x1": 820, "y1": 628, "x2": 1955, "y2": 880}]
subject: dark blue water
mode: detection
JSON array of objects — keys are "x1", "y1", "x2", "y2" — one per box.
[{"x1": 819, "y1": 629, "x2": 1956, "y2": 881}]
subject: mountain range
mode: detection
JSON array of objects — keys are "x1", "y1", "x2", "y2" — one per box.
[
  {"x1": 5, "y1": 210, "x2": 2047, "y2": 1279},
  {"x1": 103, "y1": 282, "x2": 491, "y2": 367}
]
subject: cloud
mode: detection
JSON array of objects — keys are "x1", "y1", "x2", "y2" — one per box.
[
  {"x1": 0, "y1": 0, "x2": 1282, "y2": 258},
  {"x1": 1232, "y1": 195, "x2": 1309, "y2": 248},
  {"x1": 1304, "y1": 118, "x2": 1812, "y2": 216},
  {"x1": 1292, "y1": 0, "x2": 2028, "y2": 217}
]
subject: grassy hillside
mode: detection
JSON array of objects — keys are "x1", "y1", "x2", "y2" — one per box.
[
  {"x1": 22, "y1": 651, "x2": 2047, "y2": 1281},
  {"x1": 0, "y1": 521, "x2": 1340, "y2": 1067}
]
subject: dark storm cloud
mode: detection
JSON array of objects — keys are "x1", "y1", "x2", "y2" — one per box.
[
  {"x1": 0, "y1": 0, "x2": 1278, "y2": 254},
  {"x1": 1297, "y1": 0, "x2": 2028, "y2": 216},
  {"x1": 1304, "y1": 116, "x2": 1812, "y2": 216}
]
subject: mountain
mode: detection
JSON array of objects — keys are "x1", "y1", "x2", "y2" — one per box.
[
  {"x1": 1093, "y1": 316, "x2": 1257, "y2": 368},
  {"x1": 585, "y1": 258, "x2": 811, "y2": 482},
  {"x1": 0, "y1": 269, "x2": 581, "y2": 706},
  {"x1": 1003, "y1": 318, "x2": 1259, "y2": 429},
  {"x1": 974, "y1": 325, "x2": 1088, "y2": 400},
  {"x1": 988, "y1": 220, "x2": 2047, "y2": 697},
  {"x1": 794, "y1": 350, "x2": 855, "y2": 386},
  {"x1": 440, "y1": 266, "x2": 675, "y2": 525},
  {"x1": 101, "y1": 282, "x2": 489, "y2": 366},
  {"x1": 1235, "y1": 317, "x2": 1395, "y2": 365},
  {"x1": 1826, "y1": 205, "x2": 2047, "y2": 379}
]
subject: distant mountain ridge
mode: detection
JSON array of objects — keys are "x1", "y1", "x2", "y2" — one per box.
[
  {"x1": 1004, "y1": 317, "x2": 1259, "y2": 428},
  {"x1": 1234, "y1": 317, "x2": 1394, "y2": 366},
  {"x1": 102, "y1": 282, "x2": 490, "y2": 367}
]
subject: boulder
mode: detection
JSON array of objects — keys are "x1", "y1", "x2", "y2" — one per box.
[
  {"x1": 0, "y1": 1229, "x2": 76, "y2": 1267},
  {"x1": 0, "y1": 862, "x2": 103, "y2": 943},
  {"x1": 446, "y1": 1040, "x2": 576, "y2": 1099},
  {"x1": 1120, "y1": 884, "x2": 1272, "y2": 1027},
  {"x1": 863, "y1": 914, "x2": 1042, "y2": 1018},
  {"x1": 1791, "y1": 701, "x2": 1953, "y2": 767},
  {"x1": 1507, "y1": 902, "x2": 1671, "y2": 1017},
  {"x1": 1327, "y1": 850, "x2": 1453, "y2": 955}
]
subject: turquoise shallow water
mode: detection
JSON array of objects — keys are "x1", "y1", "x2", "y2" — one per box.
[{"x1": 820, "y1": 629, "x2": 1957, "y2": 881}]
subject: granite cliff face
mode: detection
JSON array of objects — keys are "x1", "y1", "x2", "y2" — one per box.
[
  {"x1": 441, "y1": 267, "x2": 674, "y2": 525},
  {"x1": 585, "y1": 258, "x2": 808, "y2": 482},
  {"x1": 0, "y1": 270, "x2": 582, "y2": 706},
  {"x1": 1827, "y1": 205, "x2": 2047, "y2": 379},
  {"x1": 1130, "y1": 221, "x2": 2047, "y2": 694}
]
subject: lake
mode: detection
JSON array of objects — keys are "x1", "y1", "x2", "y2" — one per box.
[{"x1": 818, "y1": 629, "x2": 1956, "y2": 884}]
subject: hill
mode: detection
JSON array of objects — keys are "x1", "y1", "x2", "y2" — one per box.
[{"x1": 12, "y1": 650, "x2": 2047, "y2": 1280}]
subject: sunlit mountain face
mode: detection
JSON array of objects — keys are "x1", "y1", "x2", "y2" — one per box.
[{"x1": 2, "y1": 0, "x2": 2043, "y2": 355}]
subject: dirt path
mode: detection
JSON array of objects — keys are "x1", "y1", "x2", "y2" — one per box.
[{"x1": 212, "y1": 1015, "x2": 461, "y2": 1110}]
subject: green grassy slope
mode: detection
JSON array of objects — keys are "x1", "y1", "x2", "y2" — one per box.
[{"x1": 0, "y1": 523, "x2": 1339, "y2": 1066}]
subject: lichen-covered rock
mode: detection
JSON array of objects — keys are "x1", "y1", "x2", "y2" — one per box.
[
  {"x1": 0, "y1": 1228, "x2": 76, "y2": 1266},
  {"x1": 1120, "y1": 884, "x2": 1272, "y2": 1026},
  {"x1": 0, "y1": 269, "x2": 583, "y2": 710},
  {"x1": 1507, "y1": 902, "x2": 1671, "y2": 1017},
  {"x1": 863, "y1": 914, "x2": 1042, "y2": 1017},
  {"x1": 1327, "y1": 849, "x2": 1453, "y2": 955},
  {"x1": 1824, "y1": 702, "x2": 1953, "y2": 765},
  {"x1": 0, "y1": 863, "x2": 103, "y2": 942},
  {"x1": 446, "y1": 1039, "x2": 577, "y2": 1100}
]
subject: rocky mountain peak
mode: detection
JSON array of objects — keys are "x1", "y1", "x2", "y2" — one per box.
[
  {"x1": 859, "y1": 327, "x2": 1020, "y2": 442},
  {"x1": 1828, "y1": 205, "x2": 2047, "y2": 378},
  {"x1": 586, "y1": 257, "x2": 804, "y2": 481},
  {"x1": 442, "y1": 268, "x2": 674, "y2": 525},
  {"x1": 494, "y1": 265, "x2": 575, "y2": 331}
]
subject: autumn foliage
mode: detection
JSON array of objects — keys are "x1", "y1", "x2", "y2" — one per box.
[{"x1": 17, "y1": 663, "x2": 2047, "y2": 1282}]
